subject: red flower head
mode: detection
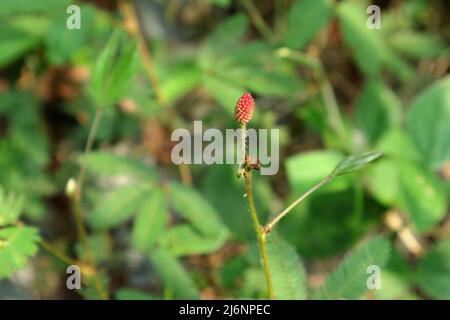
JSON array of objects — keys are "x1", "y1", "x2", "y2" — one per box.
[{"x1": 235, "y1": 93, "x2": 254, "y2": 124}]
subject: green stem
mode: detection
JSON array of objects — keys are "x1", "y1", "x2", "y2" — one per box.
[
  {"x1": 244, "y1": 171, "x2": 274, "y2": 299},
  {"x1": 72, "y1": 107, "x2": 109, "y2": 300},
  {"x1": 263, "y1": 175, "x2": 332, "y2": 235},
  {"x1": 242, "y1": 0, "x2": 275, "y2": 43}
]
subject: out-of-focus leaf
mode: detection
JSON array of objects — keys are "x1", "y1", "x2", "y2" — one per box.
[
  {"x1": 355, "y1": 81, "x2": 401, "y2": 144},
  {"x1": 44, "y1": 4, "x2": 95, "y2": 64},
  {"x1": 0, "y1": 226, "x2": 40, "y2": 278},
  {"x1": 389, "y1": 32, "x2": 447, "y2": 59},
  {"x1": 163, "y1": 183, "x2": 229, "y2": 256},
  {"x1": 149, "y1": 248, "x2": 199, "y2": 299},
  {"x1": 88, "y1": 184, "x2": 151, "y2": 230},
  {"x1": 283, "y1": 0, "x2": 333, "y2": 50},
  {"x1": 201, "y1": 166, "x2": 272, "y2": 242},
  {"x1": 267, "y1": 233, "x2": 306, "y2": 300},
  {"x1": 90, "y1": 31, "x2": 140, "y2": 106},
  {"x1": 316, "y1": 236, "x2": 390, "y2": 299},
  {"x1": 75, "y1": 233, "x2": 111, "y2": 264},
  {"x1": 407, "y1": 76, "x2": 450, "y2": 169},
  {"x1": 159, "y1": 59, "x2": 201, "y2": 104},
  {"x1": 331, "y1": 151, "x2": 383, "y2": 177},
  {"x1": 0, "y1": 0, "x2": 69, "y2": 15},
  {"x1": 374, "y1": 250, "x2": 413, "y2": 299},
  {"x1": 399, "y1": 162, "x2": 446, "y2": 232},
  {"x1": 0, "y1": 17, "x2": 50, "y2": 68},
  {"x1": 203, "y1": 74, "x2": 245, "y2": 114},
  {"x1": 115, "y1": 288, "x2": 157, "y2": 300},
  {"x1": 286, "y1": 150, "x2": 348, "y2": 195},
  {"x1": 0, "y1": 188, "x2": 24, "y2": 226},
  {"x1": 169, "y1": 183, "x2": 228, "y2": 237},
  {"x1": 78, "y1": 152, "x2": 157, "y2": 181},
  {"x1": 337, "y1": 1, "x2": 385, "y2": 77},
  {"x1": 417, "y1": 240, "x2": 450, "y2": 299},
  {"x1": 131, "y1": 189, "x2": 168, "y2": 253},
  {"x1": 375, "y1": 129, "x2": 420, "y2": 161},
  {"x1": 159, "y1": 225, "x2": 228, "y2": 257},
  {"x1": 367, "y1": 159, "x2": 401, "y2": 207}
]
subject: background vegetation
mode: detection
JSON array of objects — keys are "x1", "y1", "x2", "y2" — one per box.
[{"x1": 0, "y1": 0, "x2": 449, "y2": 300}]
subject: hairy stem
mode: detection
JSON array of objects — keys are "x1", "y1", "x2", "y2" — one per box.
[
  {"x1": 264, "y1": 175, "x2": 332, "y2": 236},
  {"x1": 244, "y1": 171, "x2": 274, "y2": 299}
]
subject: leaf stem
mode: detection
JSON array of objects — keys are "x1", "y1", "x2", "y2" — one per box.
[
  {"x1": 244, "y1": 170, "x2": 274, "y2": 299},
  {"x1": 263, "y1": 175, "x2": 332, "y2": 236},
  {"x1": 71, "y1": 107, "x2": 108, "y2": 300}
]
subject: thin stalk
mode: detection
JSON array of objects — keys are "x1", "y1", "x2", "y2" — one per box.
[
  {"x1": 244, "y1": 171, "x2": 274, "y2": 299},
  {"x1": 242, "y1": 0, "x2": 275, "y2": 43},
  {"x1": 75, "y1": 107, "x2": 103, "y2": 201},
  {"x1": 40, "y1": 239, "x2": 77, "y2": 266},
  {"x1": 263, "y1": 175, "x2": 332, "y2": 236},
  {"x1": 71, "y1": 107, "x2": 109, "y2": 300}
]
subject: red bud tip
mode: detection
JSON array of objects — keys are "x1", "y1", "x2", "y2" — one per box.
[{"x1": 235, "y1": 93, "x2": 254, "y2": 124}]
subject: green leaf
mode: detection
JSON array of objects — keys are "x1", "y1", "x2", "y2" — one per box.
[
  {"x1": 78, "y1": 151, "x2": 157, "y2": 181},
  {"x1": 0, "y1": 226, "x2": 40, "y2": 278},
  {"x1": 115, "y1": 288, "x2": 157, "y2": 300},
  {"x1": 267, "y1": 233, "x2": 306, "y2": 299},
  {"x1": 0, "y1": 17, "x2": 50, "y2": 68},
  {"x1": 148, "y1": 248, "x2": 199, "y2": 299},
  {"x1": 88, "y1": 184, "x2": 151, "y2": 230},
  {"x1": 131, "y1": 189, "x2": 168, "y2": 253},
  {"x1": 316, "y1": 236, "x2": 390, "y2": 299},
  {"x1": 337, "y1": 1, "x2": 385, "y2": 77},
  {"x1": 203, "y1": 74, "x2": 244, "y2": 114},
  {"x1": 162, "y1": 183, "x2": 229, "y2": 256},
  {"x1": 159, "y1": 59, "x2": 201, "y2": 104},
  {"x1": 399, "y1": 162, "x2": 446, "y2": 232},
  {"x1": 168, "y1": 182, "x2": 229, "y2": 238},
  {"x1": 417, "y1": 240, "x2": 450, "y2": 299},
  {"x1": 367, "y1": 158, "x2": 401, "y2": 207},
  {"x1": 331, "y1": 151, "x2": 383, "y2": 177},
  {"x1": 283, "y1": 0, "x2": 333, "y2": 50},
  {"x1": 159, "y1": 225, "x2": 228, "y2": 257},
  {"x1": 90, "y1": 31, "x2": 140, "y2": 106},
  {"x1": 75, "y1": 233, "x2": 111, "y2": 264},
  {"x1": 0, "y1": 187, "x2": 24, "y2": 226},
  {"x1": 407, "y1": 76, "x2": 450, "y2": 169},
  {"x1": 286, "y1": 150, "x2": 348, "y2": 195},
  {"x1": 388, "y1": 32, "x2": 446, "y2": 59},
  {"x1": 355, "y1": 81, "x2": 401, "y2": 144}
]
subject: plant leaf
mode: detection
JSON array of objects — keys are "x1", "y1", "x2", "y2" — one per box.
[
  {"x1": 0, "y1": 187, "x2": 24, "y2": 226},
  {"x1": 78, "y1": 151, "x2": 157, "y2": 181},
  {"x1": 131, "y1": 189, "x2": 168, "y2": 253},
  {"x1": 0, "y1": 226, "x2": 40, "y2": 278},
  {"x1": 148, "y1": 248, "x2": 199, "y2": 299},
  {"x1": 331, "y1": 151, "x2": 383, "y2": 177},
  {"x1": 267, "y1": 233, "x2": 307, "y2": 299},
  {"x1": 90, "y1": 30, "x2": 140, "y2": 106},
  {"x1": 407, "y1": 76, "x2": 450, "y2": 169},
  {"x1": 88, "y1": 184, "x2": 151, "y2": 230},
  {"x1": 417, "y1": 240, "x2": 450, "y2": 299},
  {"x1": 316, "y1": 236, "x2": 390, "y2": 299},
  {"x1": 283, "y1": 0, "x2": 333, "y2": 50},
  {"x1": 161, "y1": 183, "x2": 229, "y2": 256}
]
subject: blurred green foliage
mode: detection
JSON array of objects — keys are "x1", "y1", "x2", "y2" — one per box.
[{"x1": 0, "y1": 0, "x2": 449, "y2": 300}]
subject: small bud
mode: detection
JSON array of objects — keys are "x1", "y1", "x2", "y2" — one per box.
[
  {"x1": 65, "y1": 178, "x2": 77, "y2": 197},
  {"x1": 235, "y1": 93, "x2": 254, "y2": 124}
]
